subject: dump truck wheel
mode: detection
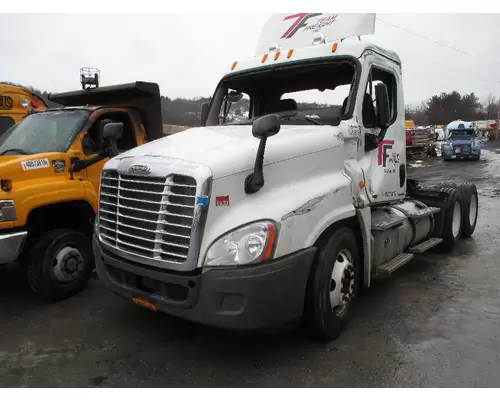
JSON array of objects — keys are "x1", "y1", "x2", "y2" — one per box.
[
  {"x1": 303, "y1": 226, "x2": 361, "y2": 341},
  {"x1": 456, "y1": 182, "x2": 478, "y2": 238},
  {"x1": 27, "y1": 229, "x2": 94, "y2": 302}
]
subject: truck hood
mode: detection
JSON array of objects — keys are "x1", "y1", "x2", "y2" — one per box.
[
  {"x1": 0, "y1": 153, "x2": 65, "y2": 179},
  {"x1": 117, "y1": 125, "x2": 344, "y2": 179}
]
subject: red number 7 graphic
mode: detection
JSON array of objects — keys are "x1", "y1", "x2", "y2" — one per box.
[{"x1": 281, "y1": 13, "x2": 322, "y2": 39}]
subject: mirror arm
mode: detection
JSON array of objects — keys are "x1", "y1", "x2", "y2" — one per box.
[
  {"x1": 244, "y1": 137, "x2": 268, "y2": 194},
  {"x1": 69, "y1": 151, "x2": 109, "y2": 176},
  {"x1": 108, "y1": 142, "x2": 119, "y2": 158}
]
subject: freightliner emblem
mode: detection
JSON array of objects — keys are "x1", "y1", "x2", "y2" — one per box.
[{"x1": 129, "y1": 164, "x2": 151, "y2": 175}]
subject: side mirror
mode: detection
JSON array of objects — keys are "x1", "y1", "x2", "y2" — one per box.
[
  {"x1": 201, "y1": 103, "x2": 209, "y2": 127},
  {"x1": 103, "y1": 122, "x2": 123, "y2": 142},
  {"x1": 245, "y1": 114, "x2": 281, "y2": 195},
  {"x1": 375, "y1": 83, "x2": 390, "y2": 129},
  {"x1": 252, "y1": 114, "x2": 281, "y2": 139},
  {"x1": 103, "y1": 122, "x2": 123, "y2": 158},
  {"x1": 226, "y1": 90, "x2": 244, "y2": 103}
]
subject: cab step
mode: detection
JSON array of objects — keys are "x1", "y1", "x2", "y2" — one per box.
[
  {"x1": 408, "y1": 237, "x2": 443, "y2": 254},
  {"x1": 374, "y1": 253, "x2": 414, "y2": 279}
]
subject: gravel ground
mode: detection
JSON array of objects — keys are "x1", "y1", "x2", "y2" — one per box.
[{"x1": 1, "y1": 142, "x2": 500, "y2": 388}]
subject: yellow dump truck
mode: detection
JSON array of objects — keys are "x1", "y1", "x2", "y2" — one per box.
[
  {"x1": 0, "y1": 83, "x2": 48, "y2": 136},
  {"x1": 0, "y1": 80, "x2": 163, "y2": 301}
]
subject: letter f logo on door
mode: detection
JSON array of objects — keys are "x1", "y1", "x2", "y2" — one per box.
[
  {"x1": 281, "y1": 13, "x2": 323, "y2": 39},
  {"x1": 378, "y1": 140, "x2": 394, "y2": 167}
]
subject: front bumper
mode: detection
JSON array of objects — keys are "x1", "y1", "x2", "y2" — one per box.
[
  {"x1": 444, "y1": 152, "x2": 480, "y2": 160},
  {"x1": 0, "y1": 230, "x2": 27, "y2": 264},
  {"x1": 93, "y1": 234, "x2": 317, "y2": 331}
]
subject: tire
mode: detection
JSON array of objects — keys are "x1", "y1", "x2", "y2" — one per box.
[
  {"x1": 303, "y1": 226, "x2": 361, "y2": 341},
  {"x1": 456, "y1": 182, "x2": 478, "y2": 238},
  {"x1": 437, "y1": 187, "x2": 463, "y2": 253},
  {"x1": 26, "y1": 229, "x2": 94, "y2": 302},
  {"x1": 437, "y1": 181, "x2": 458, "y2": 190}
]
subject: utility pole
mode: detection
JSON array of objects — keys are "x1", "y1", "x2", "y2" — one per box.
[{"x1": 497, "y1": 97, "x2": 500, "y2": 141}]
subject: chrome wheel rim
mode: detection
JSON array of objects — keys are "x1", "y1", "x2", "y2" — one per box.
[
  {"x1": 469, "y1": 194, "x2": 478, "y2": 227},
  {"x1": 330, "y1": 249, "x2": 355, "y2": 316},
  {"x1": 452, "y1": 201, "x2": 462, "y2": 238}
]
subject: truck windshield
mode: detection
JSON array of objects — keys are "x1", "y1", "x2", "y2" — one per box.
[
  {"x1": 449, "y1": 129, "x2": 475, "y2": 139},
  {"x1": 207, "y1": 60, "x2": 356, "y2": 127},
  {"x1": 0, "y1": 110, "x2": 89, "y2": 155}
]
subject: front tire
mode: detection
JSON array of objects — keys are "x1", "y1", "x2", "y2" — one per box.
[
  {"x1": 303, "y1": 226, "x2": 361, "y2": 341},
  {"x1": 27, "y1": 229, "x2": 94, "y2": 302}
]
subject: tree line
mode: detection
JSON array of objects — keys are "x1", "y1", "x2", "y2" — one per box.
[
  {"x1": 5, "y1": 81, "x2": 498, "y2": 128},
  {"x1": 405, "y1": 91, "x2": 499, "y2": 127}
]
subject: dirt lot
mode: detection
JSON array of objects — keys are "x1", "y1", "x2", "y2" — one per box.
[{"x1": 1, "y1": 142, "x2": 500, "y2": 388}]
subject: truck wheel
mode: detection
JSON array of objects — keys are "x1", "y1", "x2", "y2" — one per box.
[
  {"x1": 456, "y1": 182, "x2": 478, "y2": 238},
  {"x1": 27, "y1": 229, "x2": 94, "y2": 302},
  {"x1": 438, "y1": 188, "x2": 463, "y2": 253},
  {"x1": 303, "y1": 226, "x2": 361, "y2": 341}
]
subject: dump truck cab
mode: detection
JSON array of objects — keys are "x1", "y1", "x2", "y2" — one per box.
[
  {"x1": 0, "y1": 78, "x2": 162, "y2": 301},
  {"x1": 0, "y1": 83, "x2": 48, "y2": 137}
]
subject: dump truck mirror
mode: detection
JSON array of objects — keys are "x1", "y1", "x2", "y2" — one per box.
[
  {"x1": 375, "y1": 83, "x2": 390, "y2": 129},
  {"x1": 103, "y1": 122, "x2": 123, "y2": 158},
  {"x1": 252, "y1": 114, "x2": 280, "y2": 139},
  {"x1": 103, "y1": 122, "x2": 123, "y2": 142},
  {"x1": 201, "y1": 103, "x2": 209, "y2": 126}
]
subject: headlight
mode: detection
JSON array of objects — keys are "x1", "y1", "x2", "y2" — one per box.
[
  {"x1": 204, "y1": 221, "x2": 278, "y2": 266},
  {"x1": 0, "y1": 200, "x2": 16, "y2": 222}
]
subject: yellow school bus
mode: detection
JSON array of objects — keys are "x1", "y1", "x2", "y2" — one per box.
[{"x1": 0, "y1": 83, "x2": 48, "y2": 136}]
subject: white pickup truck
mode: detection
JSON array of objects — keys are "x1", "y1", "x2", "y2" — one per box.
[{"x1": 92, "y1": 13, "x2": 479, "y2": 340}]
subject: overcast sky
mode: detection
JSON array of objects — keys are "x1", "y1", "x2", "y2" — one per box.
[{"x1": 0, "y1": 13, "x2": 499, "y2": 106}]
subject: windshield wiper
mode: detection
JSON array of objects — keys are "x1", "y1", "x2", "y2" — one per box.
[
  {"x1": 0, "y1": 149, "x2": 33, "y2": 156},
  {"x1": 281, "y1": 115, "x2": 323, "y2": 125}
]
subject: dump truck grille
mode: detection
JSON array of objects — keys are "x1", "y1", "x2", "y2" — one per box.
[{"x1": 98, "y1": 170, "x2": 197, "y2": 264}]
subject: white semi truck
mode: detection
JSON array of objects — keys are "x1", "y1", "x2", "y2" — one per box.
[{"x1": 92, "y1": 14, "x2": 479, "y2": 340}]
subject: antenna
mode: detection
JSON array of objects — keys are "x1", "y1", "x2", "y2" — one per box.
[{"x1": 80, "y1": 67, "x2": 100, "y2": 90}]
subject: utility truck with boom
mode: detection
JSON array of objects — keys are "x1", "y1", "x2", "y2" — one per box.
[{"x1": 93, "y1": 14, "x2": 479, "y2": 340}]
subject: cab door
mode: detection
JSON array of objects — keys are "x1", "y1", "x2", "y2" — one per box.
[{"x1": 77, "y1": 108, "x2": 141, "y2": 193}]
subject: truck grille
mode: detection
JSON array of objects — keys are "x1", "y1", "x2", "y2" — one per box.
[{"x1": 97, "y1": 170, "x2": 197, "y2": 264}]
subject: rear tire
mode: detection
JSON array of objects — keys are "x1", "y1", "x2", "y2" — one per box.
[
  {"x1": 437, "y1": 188, "x2": 463, "y2": 253},
  {"x1": 303, "y1": 226, "x2": 361, "y2": 341},
  {"x1": 456, "y1": 182, "x2": 478, "y2": 238},
  {"x1": 437, "y1": 181, "x2": 458, "y2": 190},
  {"x1": 27, "y1": 229, "x2": 94, "y2": 302}
]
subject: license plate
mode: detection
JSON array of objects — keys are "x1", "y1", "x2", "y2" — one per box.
[
  {"x1": 0, "y1": 96, "x2": 13, "y2": 110},
  {"x1": 132, "y1": 297, "x2": 157, "y2": 312}
]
